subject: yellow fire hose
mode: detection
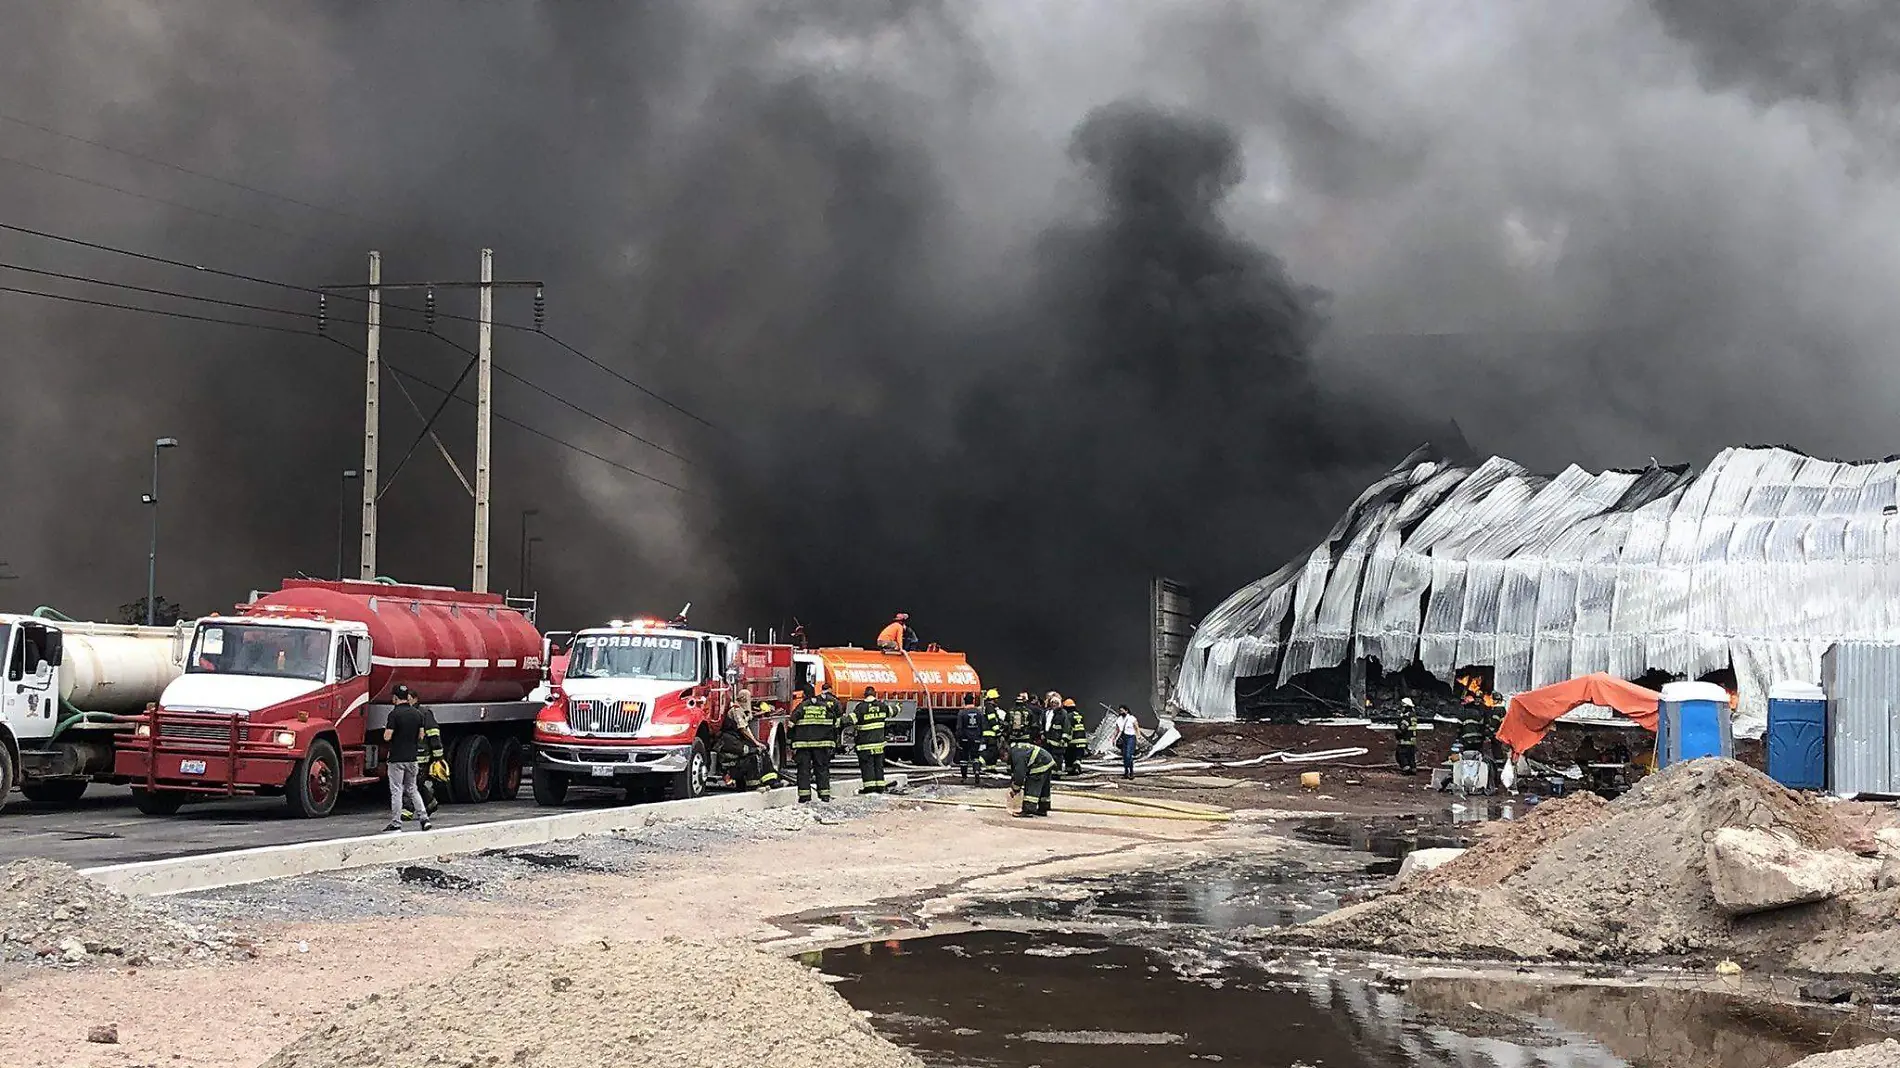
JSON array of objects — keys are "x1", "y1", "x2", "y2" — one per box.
[
  {"x1": 917, "y1": 796, "x2": 1232, "y2": 823},
  {"x1": 1052, "y1": 791, "x2": 1228, "y2": 817}
]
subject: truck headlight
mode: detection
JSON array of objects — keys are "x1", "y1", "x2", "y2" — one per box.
[
  {"x1": 273, "y1": 731, "x2": 298, "y2": 746},
  {"x1": 538, "y1": 720, "x2": 574, "y2": 736},
  {"x1": 642, "y1": 722, "x2": 692, "y2": 738},
  {"x1": 134, "y1": 724, "x2": 151, "y2": 738}
]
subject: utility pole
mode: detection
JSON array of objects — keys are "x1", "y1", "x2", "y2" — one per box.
[
  {"x1": 473, "y1": 248, "x2": 493, "y2": 592},
  {"x1": 360, "y1": 251, "x2": 381, "y2": 581}
]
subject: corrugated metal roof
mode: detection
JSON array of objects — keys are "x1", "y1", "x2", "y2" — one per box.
[{"x1": 1177, "y1": 445, "x2": 1900, "y2": 733}]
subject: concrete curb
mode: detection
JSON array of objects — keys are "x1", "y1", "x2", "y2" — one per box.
[{"x1": 84, "y1": 777, "x2": 878, "y2": 897}]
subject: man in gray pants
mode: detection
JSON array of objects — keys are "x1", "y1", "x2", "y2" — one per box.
[{"x1": 383, "y1": 685, "x2": 432, "y2": 833}]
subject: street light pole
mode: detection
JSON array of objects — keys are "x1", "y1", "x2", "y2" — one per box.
[
  {"x1": 518, "y1": 509, "x2": 539, "y2": 594},
  {"x1": 337, "y1": 469, "x2": 360, "y2": 580},
  {"x1": 525, "y1": 535, "x2": 544, "y2": 595},
  {"x1": 144, "y1": 437, "x2": 180, "y2": 626}
]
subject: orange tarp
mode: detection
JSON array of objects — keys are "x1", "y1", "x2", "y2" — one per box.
[{"x1": 1496, "y1": 672, "x2": 1661, "y2": 754}]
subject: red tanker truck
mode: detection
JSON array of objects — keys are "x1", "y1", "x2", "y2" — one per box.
[{"x1": 114, "y1": 579, "x2": 543, "y2": 818}]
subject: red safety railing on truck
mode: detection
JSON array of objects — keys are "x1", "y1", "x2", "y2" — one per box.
[{"x1": 137, "y1": 709, "x2": 247, "y2": 796}]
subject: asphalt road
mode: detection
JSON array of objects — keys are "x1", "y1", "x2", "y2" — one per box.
[{"x1": 1, "y1": 759, "x2": 884, "y2": 869}]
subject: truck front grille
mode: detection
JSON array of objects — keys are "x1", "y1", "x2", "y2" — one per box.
[
  {"x1": 567, "y1": 698, "x2": 648, "y2": 736},
  {"x1": 160, "y1": 722, "x2": 235, "y2": 743}
]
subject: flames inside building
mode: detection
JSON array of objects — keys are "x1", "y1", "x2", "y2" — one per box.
[{"x1": 1174, "y1": 444, "x2": 1900, "y2": 734}]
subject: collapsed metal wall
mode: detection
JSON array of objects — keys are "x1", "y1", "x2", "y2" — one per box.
[{"x1": 1176, "y1": 445, "x2": 1900, "y2": 733}]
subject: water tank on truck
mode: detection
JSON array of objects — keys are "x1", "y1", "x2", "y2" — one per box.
[
  {"x1": 801, "y1": 646, "x2": 980, "y2": 766},
  {"x1": 0, "y1": 612, "x2": 186, "y2": 810},
  {"x1": 118, "y1": 579, "x2": 546, "y2": 818}
]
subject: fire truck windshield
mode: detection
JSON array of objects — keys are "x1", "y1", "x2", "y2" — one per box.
[
  {"x1": 564, "y1": 633, "x2": 698, "y2": 682},
  {"x1": 187, "y1": 623, "x2": 330, "y2": 682}
]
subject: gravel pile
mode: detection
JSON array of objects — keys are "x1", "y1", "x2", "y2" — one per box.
[
  {"x1": 260, "y1": 937, "x2": 924, "y2": 1068},
  {"x1": 0, "y1": 858, "x2": 254, "y2": 968},
  {"x1": 176, "y1": 795, "x2": 893, "y2": 925},
  {"x1": 1787, "y1": 1041, "x2": 1900, "y2": 1068},
  {"x1": 1282, "y1": 759, "x2": 1892, "y2": 971}
]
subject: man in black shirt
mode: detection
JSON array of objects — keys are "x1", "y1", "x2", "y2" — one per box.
[{"x1": 383, "y1": 685, "x2": 433, "y2": 832}]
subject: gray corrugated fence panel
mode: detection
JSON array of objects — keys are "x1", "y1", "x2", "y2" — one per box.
[{"x1": 1823, "y1": 642, "x2": 1900, "y2": 797}]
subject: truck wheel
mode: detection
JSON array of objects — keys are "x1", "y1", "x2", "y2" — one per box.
[
  {"x1": 286, "y1": 739, "x2": 342, "y2": 819},
  {"x1": 451, "y1": 735, "x2": 495, "y2": 804},
  {"x1": 20, "y1": 779, "x2": 89, "y2": 806},
  {"x1": 490, "y1": 737, "x2": 524, "y2": 802},
  {"x1": 132, "y1": 788, "x2": 185, "y2": 816},
  {"x1": 0, "y1": 744, "x2": 16, "y2": 813},
  {"x1": 531, "y1": 768, "x2": 569, "y2": 806},
  {"x1": 924, "y1": 724, "x2": 956, "y2": 766},
  {"x1": 661, "y1": 739, "x2": 709, "y2": 801}
]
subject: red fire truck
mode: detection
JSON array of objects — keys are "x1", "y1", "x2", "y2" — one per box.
[
  {"x1": 531, "y1": 617, "x2": 795, "y2": 806},
  {"x1": 114, "y1": 579, "x2": 544, "y2": 818}
]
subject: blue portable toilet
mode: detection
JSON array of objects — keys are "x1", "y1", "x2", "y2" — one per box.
[
  {"x1": 1766, "y1": 681, "x2": 1828, "y2": 790},
  {"x1": 1656, "y1": 681, "x2": 1733, "y2": 768}
]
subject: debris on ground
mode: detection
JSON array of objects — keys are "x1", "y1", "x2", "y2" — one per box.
[
  {"x1": 85, "y1": 1024, "x2": 118, "y2": 1044},
  {"x1": 1785, "y1": 1040, "x2": 1900, "y2": 1068},
  {"x1": 260, "y1": 937, "x2": 923, "y2": 1068},
  {"x1": 1278, "y1": 759, "x2": 1900, "y2": 974},
  {"x1": 0, "y1": 859, "x2": 254, "y2": 969}
]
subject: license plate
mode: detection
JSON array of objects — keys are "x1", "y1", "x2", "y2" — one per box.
[
  {"x1": 590, "y1": 765, "x2": 614, "y2": 777},
  {"x1": 179, "y1": 759, "x2": 207, "y2": 775}
]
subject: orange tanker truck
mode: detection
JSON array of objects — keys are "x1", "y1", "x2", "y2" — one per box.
[{"x1": 788, "y1": 644, "x2": 980, "y2": 766}]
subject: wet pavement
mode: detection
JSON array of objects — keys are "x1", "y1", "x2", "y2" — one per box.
[{"x1": 816, "y1": 930, "x2": 1894, "y2": 1068}]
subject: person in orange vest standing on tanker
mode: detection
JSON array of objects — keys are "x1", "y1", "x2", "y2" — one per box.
[{"x1": 877, "y1": 613, "x2": 915, "y2": 652}]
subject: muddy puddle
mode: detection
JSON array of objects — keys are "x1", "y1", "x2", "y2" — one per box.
[
  {"x1": 817, "y1": 930, "x2": 1893, "y2": 1068},
  {"x1": 961, "y1": 852, "x2": 1363, "y2": 929}
]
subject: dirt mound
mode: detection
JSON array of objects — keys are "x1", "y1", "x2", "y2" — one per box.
[
  {"x1": 1285, "y1": 759, "x2": 1882, "y2": 971},
  {"x1": 1281, "y1": 885, "x2": 1582, "y2": 959},
  {"x1": 0, "y1": 858, "x2": 252, "y2": 968},
  {"x1": 261, "y1": 937, "x2": 923, "y2": 1068},
  {"x1": 1413, "y1": 792, "x2": 1608, "y2": 890},
  {"x1": 1787, "y1": 1041, "x2": 1900, "y2": 1068},
  {"x1": 1511, "y1": 759, "x2": 1843, "y2": 956}
]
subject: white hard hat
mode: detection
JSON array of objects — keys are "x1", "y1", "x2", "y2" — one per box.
[{"x1": 1400, "y1": 697, "x2": 1415, "y2": 707}]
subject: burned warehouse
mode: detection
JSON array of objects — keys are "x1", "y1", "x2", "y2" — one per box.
[{"x1": 1175, "y1": 445, "x2": 1900, "y2": 731}]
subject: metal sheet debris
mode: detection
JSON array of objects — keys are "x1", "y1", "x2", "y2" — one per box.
[{"x1": 1177, "y1": 445, "x2": 1900, "y2": 732}]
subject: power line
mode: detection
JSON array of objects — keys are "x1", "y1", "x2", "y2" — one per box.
[
  {"x1": 0, "y1": 217, "x2": 722, "y2": 432},
  {"x1": 0, "y1": 257, "x2": 695, "y2": 467},
  {"x1": 0, "y1": 152, "x2": 312, "y2": 239},
  {"x1": 418, "y1": 330, "x2": 694, "y2": 466},
  {"x1": 538, "y1": 330, "x2": 721, "y2": 432},
  {"x1": 0, "y1": 108, "x2": 359, "y2": 223},
  {"x1": 0, "y1": 281, "x2": 692, "y2": 494}
]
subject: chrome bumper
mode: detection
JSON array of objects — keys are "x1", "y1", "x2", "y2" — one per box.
[{"x1": 532, "y1": 742, "x2": 691, "y2": 775}]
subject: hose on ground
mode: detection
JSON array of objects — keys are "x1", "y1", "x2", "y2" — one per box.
[
  {"x1": 916, "y1": 796, "x2": 1232, "y2": 822},
  {"x1": 1050, "y1": 790, "x2": 1228, "y2": 816}
]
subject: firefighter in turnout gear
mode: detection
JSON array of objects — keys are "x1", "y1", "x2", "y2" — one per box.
[
  {"x1": 789, "y1": 689, "x2": 840, "y2": 803},
  {"x1": 1054, "y1": 697, "x2": 1085, "y2": 775},
  {"x1": 1006, "y1": 739, "x2": 1057, "y2": 817},
  {"x1": 983, "y1": 693, "x2": 1007, "y2": 769},
  {"x1": 400, "y1": 690, "x2": 447, "y2": 821},
  {"x1": 716, "y1": 687, "x2": 780, "y2": 791},
  {"x1": 1394, "y1": 697, "x2": 1418, "y2": 775},
  {"x1": 849, "y1": 685, "x2": 891, "y2": 793},
  {"x1": 1004, "y1": 692, "x2": 1031, "y2": 746},
  {"x1": 1483, "y1": 693, "x2": 1507, "y2": 786},
  {"x1": 957, "y1": 693, "x2": 988, "y2": 784}
]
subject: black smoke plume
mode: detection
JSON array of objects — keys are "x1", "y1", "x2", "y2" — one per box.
[{"x1": 5, "y1": 2, "x2": 1900, "y2": 707}]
